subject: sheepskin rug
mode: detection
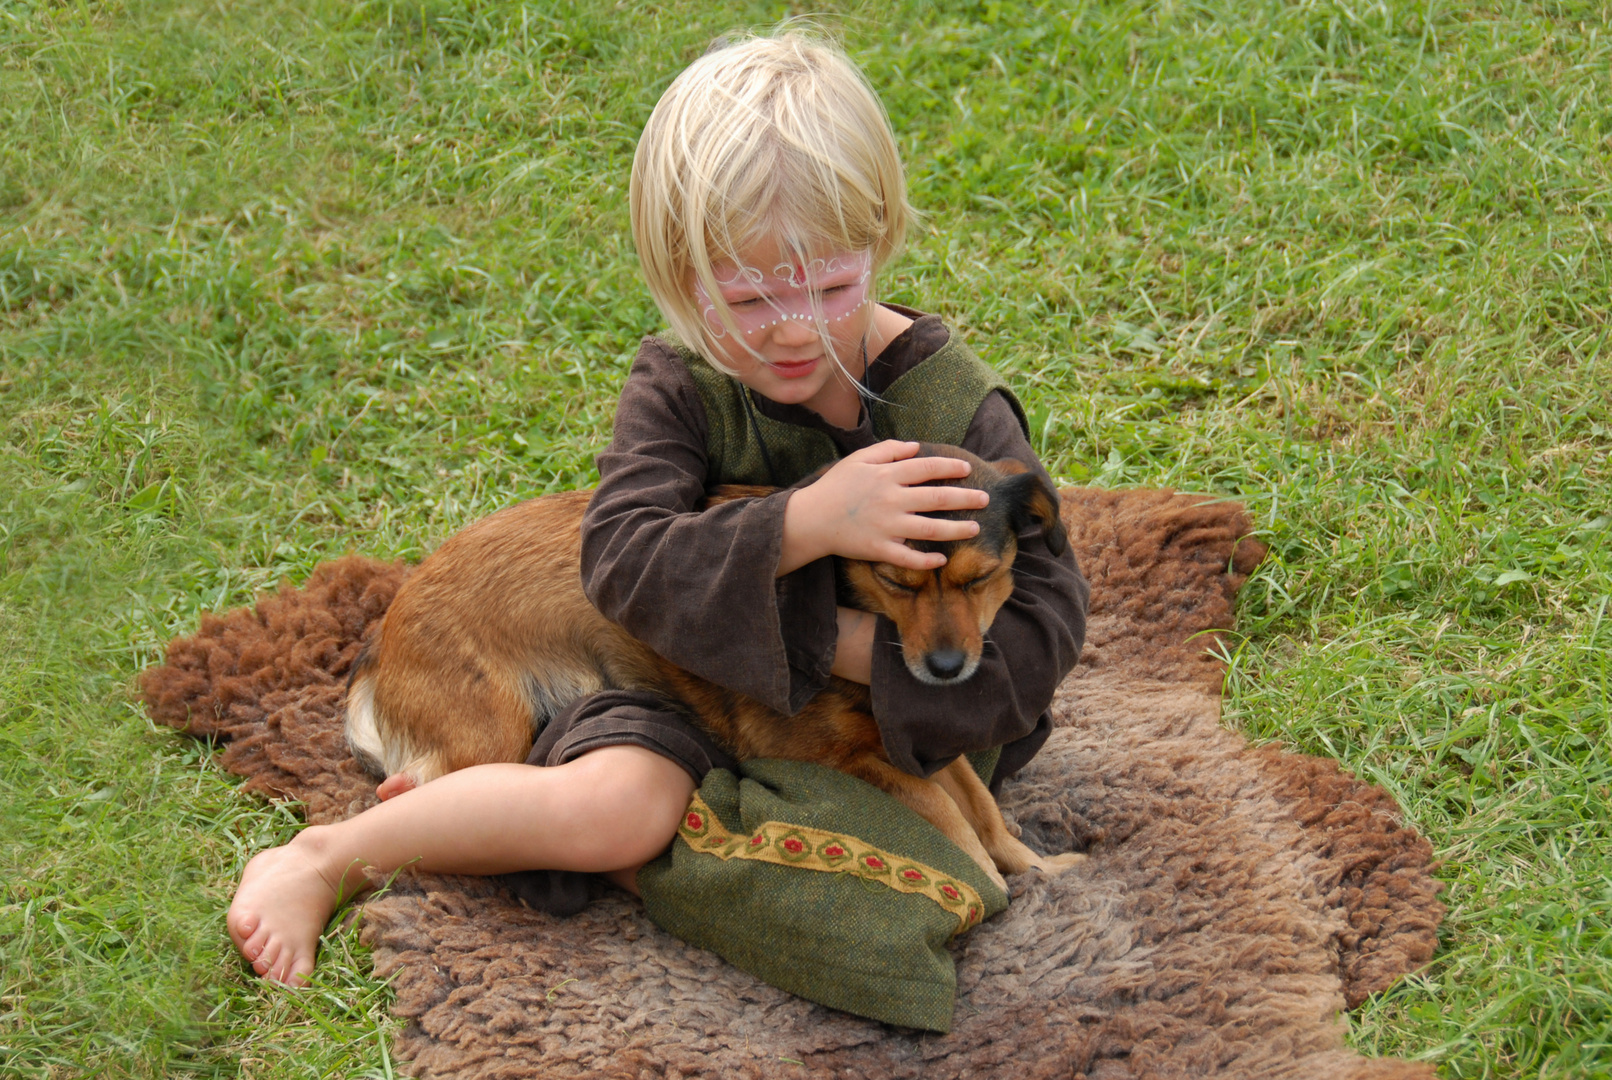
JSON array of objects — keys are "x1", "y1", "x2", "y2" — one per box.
[{"x1": 141, "y1": 488, "x2": 1445, "y2": 1079}]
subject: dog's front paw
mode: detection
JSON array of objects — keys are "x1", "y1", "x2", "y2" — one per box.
[{"x1": 1034, "y1": 852, "x2": 1087, "y2": 874}]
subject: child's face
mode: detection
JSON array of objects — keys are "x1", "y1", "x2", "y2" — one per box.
[{"x1": 692, "y1": 235, "x2": 875, "y2": 417}]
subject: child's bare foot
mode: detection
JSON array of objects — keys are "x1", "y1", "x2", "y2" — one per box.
[
  {"x1": 226, "y1": 836, "x2": 344, "y2": 987},
  {"x1": 376, "y1": 773, "x2": 415, "y2": 801}
]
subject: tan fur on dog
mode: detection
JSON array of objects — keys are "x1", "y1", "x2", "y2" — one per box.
[{"x1": 344, "y1": 447, "x2": 1082, "y2": 888}]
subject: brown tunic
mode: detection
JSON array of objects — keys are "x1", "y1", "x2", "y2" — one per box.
[{"x1": 572, "y1": 310, "x2": 1089, "y2": 785}]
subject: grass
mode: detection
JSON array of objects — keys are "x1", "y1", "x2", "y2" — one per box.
[{"x1": 1, "y1": 0, "x2": 1607, "y2": 1075}]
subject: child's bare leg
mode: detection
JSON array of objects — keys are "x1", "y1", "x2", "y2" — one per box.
[{"x1": 226, "y1": 745, "x2": 694, "y2": 986}]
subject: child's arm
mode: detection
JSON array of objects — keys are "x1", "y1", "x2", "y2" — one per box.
[
  {"x1": 831, "y1": 606, "x2": 877, "y2": 684},
  {"x1": 865, "y1": 391, "x2": 1090, "y2": 780},
  {"x1": 581, "y1": 341, "x2": 980, "y2": 716}
]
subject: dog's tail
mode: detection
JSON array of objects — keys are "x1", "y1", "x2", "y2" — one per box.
[
  {"x1": 344, "y1": 639, "x2": 390, "y2": 780},
  {"x1": 343, "y1": 627, "x2": 468, "y2": 791}
]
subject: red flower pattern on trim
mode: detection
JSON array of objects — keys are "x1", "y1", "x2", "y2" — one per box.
[{"x1": 674, "y1": 792, "x2": 989, "y2": 936}]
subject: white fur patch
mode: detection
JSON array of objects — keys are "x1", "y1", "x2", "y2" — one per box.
[
  {"x1": 343, "y1": 675, "x2": 409, "y2": 777},
  {"x1": 526, "y1": 666, "x2": 606, "y2": 733}
]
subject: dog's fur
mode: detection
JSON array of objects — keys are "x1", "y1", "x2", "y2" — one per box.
[{"x1": 344, "y1": 445, "x2": 1084, "y2": 888}]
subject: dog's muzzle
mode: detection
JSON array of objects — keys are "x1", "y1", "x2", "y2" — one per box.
[{"x1": 922, "y1": 648, "x2": 969, "y2": 683}]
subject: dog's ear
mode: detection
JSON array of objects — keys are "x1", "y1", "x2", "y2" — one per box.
[{"x1": 991, "y1": 462, "x2": 1068, "y2": 557}]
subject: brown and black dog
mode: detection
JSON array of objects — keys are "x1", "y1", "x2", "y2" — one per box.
[{"x1": 344, "y1": 444, "x2": 1083, "y2": 889}]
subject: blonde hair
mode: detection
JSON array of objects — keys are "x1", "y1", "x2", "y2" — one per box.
[{"x1": 630, "y1": 29, "x2": 913, "y2": 373}]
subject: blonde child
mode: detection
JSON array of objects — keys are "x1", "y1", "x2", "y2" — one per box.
[{"x1": 228, "y1": 30, "x2": 1086, "y2": 987}]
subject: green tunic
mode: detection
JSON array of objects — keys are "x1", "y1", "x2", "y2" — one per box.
[{"x1": 674, "y1": 335, "x2": 1028, "y2": 486}]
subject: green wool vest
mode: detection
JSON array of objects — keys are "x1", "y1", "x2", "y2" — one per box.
[{"x1": 673, "y1": 334, "x2": 1027, "y2": 487}]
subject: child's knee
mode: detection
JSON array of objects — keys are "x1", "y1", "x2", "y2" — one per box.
[{"x1": 568, "y1": 744, "x2": 696, "y2": 864}]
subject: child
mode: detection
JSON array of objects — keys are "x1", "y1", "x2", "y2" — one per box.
[{"x1": 227, "y1": 30, "x2": 1088, "y2": 988}]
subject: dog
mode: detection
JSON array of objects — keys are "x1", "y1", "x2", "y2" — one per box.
[{"x1": 343, "y1": 444, "x2": 1084, "y2": 890}]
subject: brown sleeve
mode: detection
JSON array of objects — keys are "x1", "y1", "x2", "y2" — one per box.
[
  {"x1": 579, "y1": 340, "x2": 838, "y2": 715},
  {"x1": 868, "y1": 390, "x2": 1090, "y2": 779}
]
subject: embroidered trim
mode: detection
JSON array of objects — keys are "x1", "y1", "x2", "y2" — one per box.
[{"x1": 677, "y1": 794, "x2": 987, "y2": 935}]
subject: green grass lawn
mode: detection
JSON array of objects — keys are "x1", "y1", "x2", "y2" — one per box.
[{"x1": 2, "y1": 0, "x2": 1608, "y2": 1075}]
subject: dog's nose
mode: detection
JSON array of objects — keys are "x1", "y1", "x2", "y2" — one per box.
[{"x1": 925, "y1": 649, "x2": 967, "y2": 681}]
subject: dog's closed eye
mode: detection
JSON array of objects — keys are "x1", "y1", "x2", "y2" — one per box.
[{"x1": 875, "y1": 571, "x2": 921, "y2": 594}]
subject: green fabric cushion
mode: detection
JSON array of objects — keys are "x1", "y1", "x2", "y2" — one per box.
[{"x1": 637, "y1": 758, "x2": 1010, "y2": 1033}]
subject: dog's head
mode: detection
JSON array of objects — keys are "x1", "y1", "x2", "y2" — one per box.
[{"x1": 838, "y1": 444, "x2": 1066, "y2": 686}]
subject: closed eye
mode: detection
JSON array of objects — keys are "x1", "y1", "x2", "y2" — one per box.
[
  {"x1": 875, "y1": 572, "x2": 920, "y2": 594},
  {"x1": 960, "y1": 573, "x2": 996, "y2": 591}
]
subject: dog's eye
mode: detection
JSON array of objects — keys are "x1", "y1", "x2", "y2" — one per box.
[
  {"x1": 875, "y1": 572, "x2": 920, "y2": 594},
  {"x1": 960, "y1": 572, "x2": 996, "y2": 591}
]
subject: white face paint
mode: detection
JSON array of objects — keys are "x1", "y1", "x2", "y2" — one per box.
[{"x1": 694, "y1": 250, "x2": 872, "y2": 340}]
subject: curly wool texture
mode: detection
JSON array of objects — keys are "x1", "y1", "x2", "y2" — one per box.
[{"x1": 140, "y1": 490, "x2": 1445, "y2": 1080}]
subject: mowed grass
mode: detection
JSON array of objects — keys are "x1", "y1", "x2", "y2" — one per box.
[{"x1": 1, "y1": 0, "x2": 1607, "y2": 1075}]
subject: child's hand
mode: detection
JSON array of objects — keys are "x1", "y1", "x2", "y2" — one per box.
[{"x1": 778, "y1": 441, "x2": 988, "y2": 574}]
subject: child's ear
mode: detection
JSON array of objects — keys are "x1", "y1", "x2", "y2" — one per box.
[{"x1": 990, "y1": 461, "x2": 1068, "y2": 557}]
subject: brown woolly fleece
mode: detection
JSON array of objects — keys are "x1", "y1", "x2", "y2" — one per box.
[{"x1": 140, "y1": 488, "x2": 1445, "y2": 1079}]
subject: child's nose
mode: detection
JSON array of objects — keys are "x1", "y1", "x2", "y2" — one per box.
[
  {"x1": 770, "y1": 312, "x2": 818, "y2": 338},
  {"x1": 771, "y1": 315, "x2": 821, "y2": 347}
]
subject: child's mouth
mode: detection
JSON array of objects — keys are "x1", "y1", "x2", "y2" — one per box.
[{"x1": 767, "y1": 357, "x2": 819, "y2": 379}]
